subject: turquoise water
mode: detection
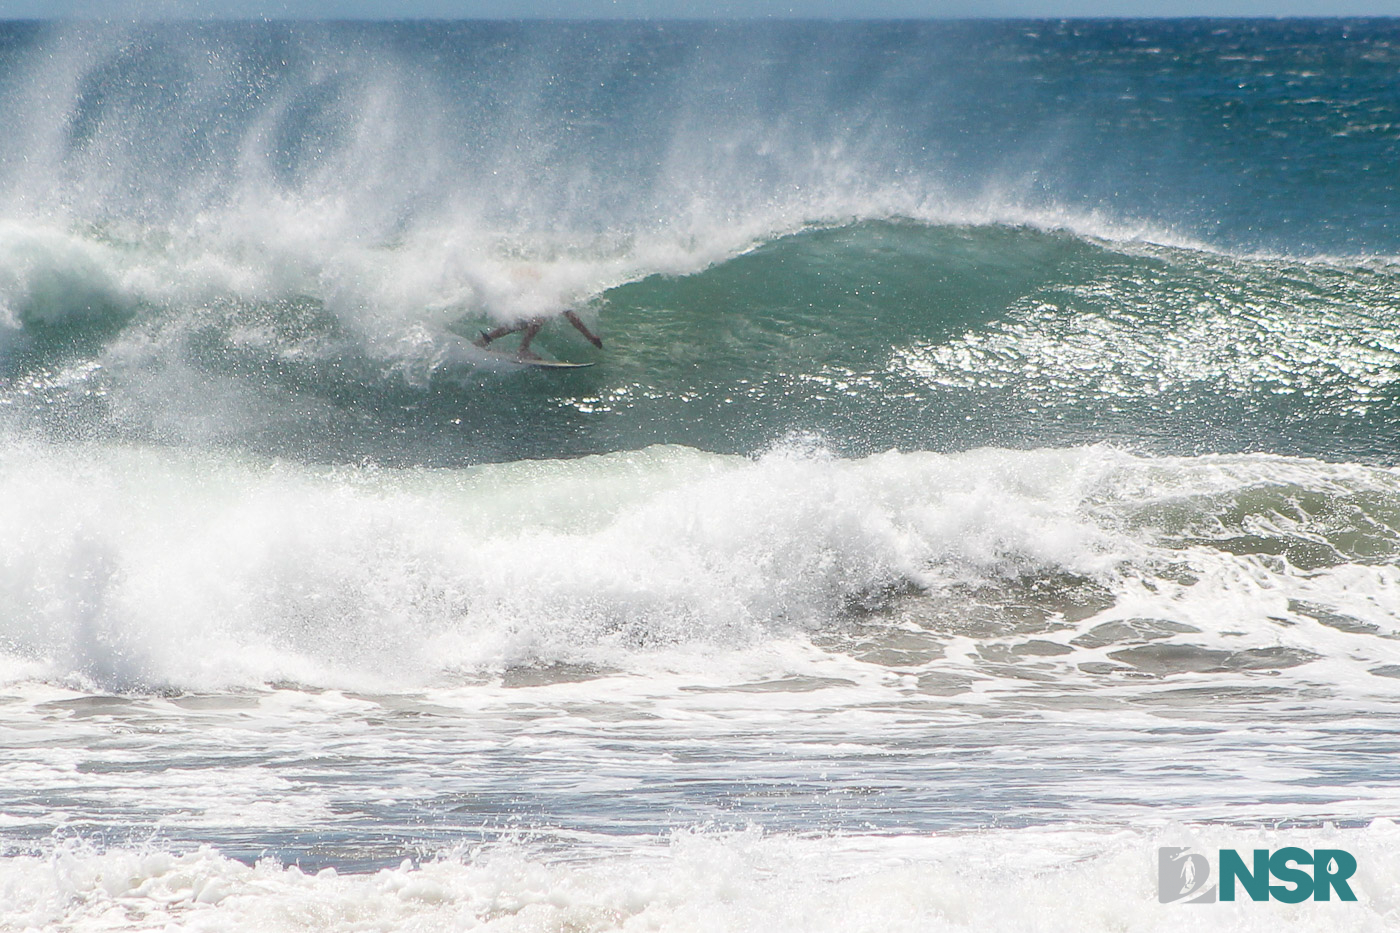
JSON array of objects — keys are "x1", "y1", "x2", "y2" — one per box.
[{"x1": 2, "y1": 19, "x2": 1400, "y2": 932}]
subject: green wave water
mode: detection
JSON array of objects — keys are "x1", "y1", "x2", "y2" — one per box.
[{"x1": 5, "y1": 221, "x2": 1397, "y2": 463}]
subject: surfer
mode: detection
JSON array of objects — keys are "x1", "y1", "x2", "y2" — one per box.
[{"x1": 474, "y1": 310, "x2": 603, "y2": 361}]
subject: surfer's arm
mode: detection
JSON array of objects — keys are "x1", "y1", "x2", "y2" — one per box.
[{"x1": 562, "y1": 310, "x2": 604, "y2": 349}]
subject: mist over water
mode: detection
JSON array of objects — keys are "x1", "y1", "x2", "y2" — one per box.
[{"x1": 2, "y1": 19, "x2": 1400, "y2": 931}]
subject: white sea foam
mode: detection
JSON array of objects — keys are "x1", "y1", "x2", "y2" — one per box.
[
  {"x1": 5, "y1": 823, "x2": 1400, "y2": 933},
  {"x1": 0, "y1": 438, "x2": 1396, "y2": 697}
]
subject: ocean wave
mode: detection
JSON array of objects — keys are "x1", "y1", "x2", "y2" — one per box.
[
  {"x1": 0, "y1": 439, "x2": 1395, "y2": 697},
  {"x1": 2, "y1": 218, "x2": 1398, "y2": 463}
]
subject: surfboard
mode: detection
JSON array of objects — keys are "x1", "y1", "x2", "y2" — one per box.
[
  {"x1": 514, "y1": 358, "x2": 595, "y2": 369},
  {"x1": 480, "y1": 347, "x2": 596, "y2": 368}
]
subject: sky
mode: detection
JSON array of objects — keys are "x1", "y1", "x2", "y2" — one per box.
[{"x1": 5, "y1": 0, "x2": 1400, "y2": 17}]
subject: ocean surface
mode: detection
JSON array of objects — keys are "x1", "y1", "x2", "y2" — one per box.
[{"x1": 2, "y1": 17, "x2": 1400, "y2": 931}]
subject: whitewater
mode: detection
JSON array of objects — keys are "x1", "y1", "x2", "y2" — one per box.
[{"x1": 2, "y1": 18, "x2": 1400, "y2": 932}]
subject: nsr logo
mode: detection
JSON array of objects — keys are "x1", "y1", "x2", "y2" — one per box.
[{"x1": 1158, "y1": 847, "x2": 1358, "y2": 904}]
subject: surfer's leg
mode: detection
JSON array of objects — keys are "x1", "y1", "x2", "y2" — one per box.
[
  {"x1": 562, "y1": 310, "x2": 604, "y2": 349},
  {"x1": 515, "y1": 320, "x2": 544, "y2": 360},
  {"x1": 474, "y1": 322, "x2": 526, "y2": 347}
]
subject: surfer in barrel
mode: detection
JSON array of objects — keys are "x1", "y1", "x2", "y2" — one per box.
[{"x1": 474, "y1": 310, "x2": 603, "y2": 361}]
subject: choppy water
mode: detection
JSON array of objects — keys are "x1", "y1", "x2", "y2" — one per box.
[{"x1": 2, "y1": 18, "x2": 1400, "y2": 932}]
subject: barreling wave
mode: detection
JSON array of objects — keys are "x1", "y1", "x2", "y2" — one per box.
[{"x1": 3, "y1": 219, "x2": 1398, "y2": 464}]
